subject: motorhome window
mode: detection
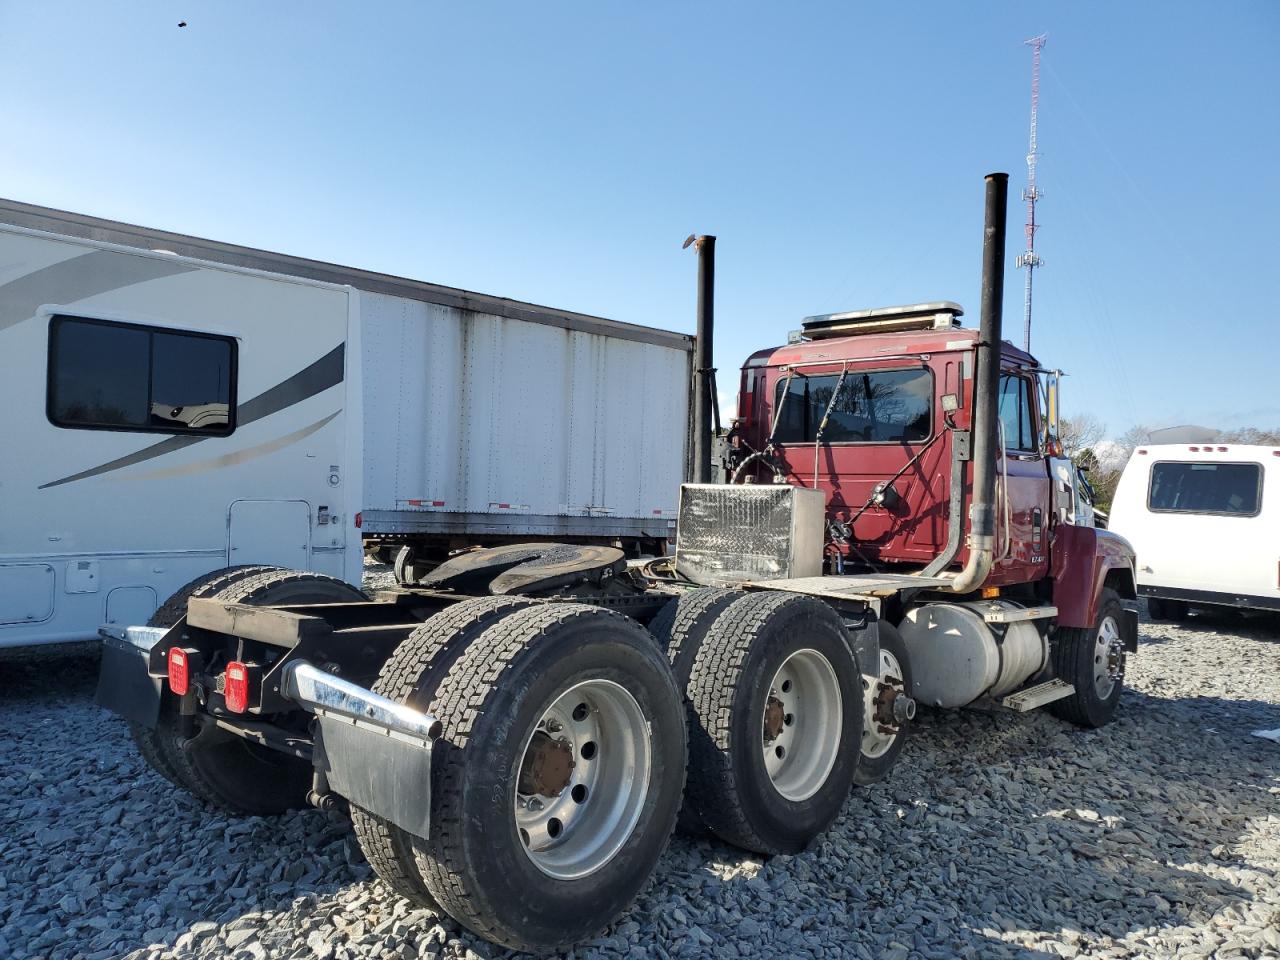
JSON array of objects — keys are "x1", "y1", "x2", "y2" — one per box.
[
  {"x1": 998, "y1": 374, "x2": 1037, "y2": 452},
  {"x1": 1148, "y1": 461, "x2": 1262, "y2": 516},
  {"x1": 48, "y1": 316, "x2": 236, "y2": 435},
  {"x1": 772, "y1": 368, "x2": 931, "y2": 444}
]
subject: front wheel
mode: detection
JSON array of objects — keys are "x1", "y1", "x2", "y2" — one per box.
[{"x1": 1048, "y1": 587, "x2": 1126, "y2": 728}]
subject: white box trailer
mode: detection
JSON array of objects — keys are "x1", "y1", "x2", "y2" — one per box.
[
  {"x1": 0, "y1": 199, "x2": 690, "y2": 648},
  {"x1": 1109, "y1": 442, "x2": 1280, "y2": 617}
]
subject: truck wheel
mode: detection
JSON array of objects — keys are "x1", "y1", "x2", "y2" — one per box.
[
  {"x1": 167, "y1": 570, "x2": 368, "y2": 814},
  {"x1": 351, "y1": 596, "x2": 540, "y2": 906},
  {"x1": 1048, "y1": 587, "x2": 1126, "y2": 728},
  {"x1": 409, "y1": 603, "x2": 686, "y2": 952},
  {"x1": 129, "y1": 565, "x2": 283, "y2": 786},
  {"x1": 853, "y1": 621, "x2": 913, "y2": 787},
  {"x1": 648, "y1": 588, "x2": 742, "y2": 835},
  {"x1": 1147, "y1": 596, "x2": 1187, "y2": 621},
  {"x1": 393, "y1": 546, "x2": 416, "y2": 585},
  {"x1": 685, "y1": 592, "x2": 862, "y2": 855}
]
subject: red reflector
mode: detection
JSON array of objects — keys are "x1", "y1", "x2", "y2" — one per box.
[
  {"x1": 225, "y1": 661, "x2": 250, "y2": 713},
  {"x1": 168, "y1": 648, "x2": 189, "y2": 695},
  {"x1": 354, "y1": 512, "x2": 362, "y2": 529},
  {"x1": 1218, "y1": 446, "x2": 1228, "y2": 452},
  {"x1": 1189, "y1": 446, "x2": 1200, "y2": 452}
]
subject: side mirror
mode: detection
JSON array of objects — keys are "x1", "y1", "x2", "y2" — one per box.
[{"x1": 1041, "y1": 370, "x2": 1061, "y2": 453}]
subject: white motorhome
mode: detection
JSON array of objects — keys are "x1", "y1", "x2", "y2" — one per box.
[
  {"x1": 0, "y1": 199, "x2": 690, "y2": 648},
  {"x1": 1109, "y1": 442, "x2": 1280, "y2": 617}
]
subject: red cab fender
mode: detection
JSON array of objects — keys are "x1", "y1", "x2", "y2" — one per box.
[{"x1": 1050, "y1": 525, "x2": 1137, "y2": 629}]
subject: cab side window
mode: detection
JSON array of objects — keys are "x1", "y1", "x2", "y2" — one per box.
[{"x1": 997, "y1": 373, "x2": 1037, "y2": 453}]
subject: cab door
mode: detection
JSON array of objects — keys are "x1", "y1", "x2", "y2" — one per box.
[{"x1": 991, "y1": 371, "x2": 1051, "y2": 584}]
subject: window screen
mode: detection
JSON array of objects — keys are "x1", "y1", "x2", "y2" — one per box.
[
  {"x1": 772, "y1": 368, "x2": 932, "y2": 444},
  {"x1": 998, "y1": 374, "x2": 1037, "y2": 451},
  {"x1": 48, "y1": 316, "x2": 236, "y2": 435},
  {"x1": 1148, "y1": 462, "x2": 1262, "y2": 516}
]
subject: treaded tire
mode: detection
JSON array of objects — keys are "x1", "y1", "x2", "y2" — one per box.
[
  {"x1": 1048, "y1": 587, "x2": 1125, "y2": 728},
  {"x1": 408, "y1": 603, "x2": 686, "y2": 952},
  {"x1": 393, "y1": 546, "x2": 415, "y2": 586},
  {"x1": 648, "y1": 588, "x2": 743, "y2": 835},
  {"x1": 351, "y1": 596, "x2": 540, "y2": 906},
  {"x1": 1147, "y1": 596, "x2": 1187, "y2": 621},
  {"x1": 685, "y1": 592, "x2": 862, "y2": 855},
  {"x1": 853, "y1": 621, "x2": 912, "y2": 787},
  {"x1": 166, "y1": 570, "x2": 368, "y2": 814},
  {"x1": 130, "y1": 565, "x2": 282, "y2": 786}
]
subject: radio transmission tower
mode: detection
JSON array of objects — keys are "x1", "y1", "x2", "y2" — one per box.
[{"x1": 1015, "y1": 34, "x2": 1047, "y2": 352}]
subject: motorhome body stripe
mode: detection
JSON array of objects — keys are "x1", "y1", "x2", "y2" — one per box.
[
  {"x1": 0, "y1": 250, "x2": 197, "y2": 332},
  {"x1": 39, "y1": 344, "x2": 345, "y2": 489},
  {"x1": 118, "y1": 411, "x2": 340, "y2": 481}
]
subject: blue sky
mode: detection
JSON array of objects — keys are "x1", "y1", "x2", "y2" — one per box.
[{"x1": 2, "y1": 2, "x2": 1276, "y2": 440}]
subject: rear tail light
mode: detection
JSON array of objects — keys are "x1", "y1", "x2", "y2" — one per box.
[
  {"x1": 354, "y1": 512, "x2": 363, "y2": 529},
  {"x1": 168, "y1": 648, "x2": 190, "y2": 695},
  {"x1": 225, "y1": 661, "x2": 250, "y2": 713}
]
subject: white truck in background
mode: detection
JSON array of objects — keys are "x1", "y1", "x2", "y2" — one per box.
[
  {"x1": 1109, "y1": 442, "x2": 1280, "y2": 618},
  {"x1": 0, "y1": 199, "x2": 690, "y2": 648}
]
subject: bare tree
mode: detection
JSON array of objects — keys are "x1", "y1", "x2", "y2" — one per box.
[
  {"x1": 1220, "y1": 427, "x2": 1280, "y2": 445},
  {"x1": 1060, "y1": 414, "x2": 1106, "y2": 459}
]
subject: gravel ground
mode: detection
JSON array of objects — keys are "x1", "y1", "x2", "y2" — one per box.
[{"x1": 2, "y1": 569, "x2": 1278, "y2": 960}]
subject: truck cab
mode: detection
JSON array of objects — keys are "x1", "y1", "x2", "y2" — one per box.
[{"x1": 726, "y1": 302, "x2": 1131, "y2": 624}]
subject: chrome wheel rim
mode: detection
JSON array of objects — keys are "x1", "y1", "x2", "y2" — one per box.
[
  {"x1": 861, "y1": 648, "x2": 905, "y2": 761},
  {"x1": 1093, "y1": 615, "x2": 1125, "y2": 700},
  {"x1": 515, "y1": 679, "x2": 651, "y2": 880},
  {"x1": 762, "y1": 649, "x2": 842, "y2": 802}
]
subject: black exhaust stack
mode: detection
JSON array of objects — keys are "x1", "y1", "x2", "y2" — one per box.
[
  {"x1": 687, "y1": 234, "x2": 716, "y2": 483},
  {"x1": 950, "y1": 172, "x2": 1008, "y2": 593}
]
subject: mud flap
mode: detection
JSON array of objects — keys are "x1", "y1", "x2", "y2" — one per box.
[
  {"x1": 313, "y1": 714, "x2": 433, "y2": 841},
  {"x1": 1119, "y1": 602, "x2": 1139, "y2": 653},
  {"x1": 96, "y1": 627, "x2": 168, "y2": 728}
]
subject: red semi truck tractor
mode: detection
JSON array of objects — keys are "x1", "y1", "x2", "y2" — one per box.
[{"x1": 97, "y1": 174, "x2": 1138, "y2": 952}]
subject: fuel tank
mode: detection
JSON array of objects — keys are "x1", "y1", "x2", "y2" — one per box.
[{"x1": 898, "y1": 601, "x2": 1047, "y2": 708}]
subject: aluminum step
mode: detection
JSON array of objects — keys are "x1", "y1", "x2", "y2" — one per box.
[
  {"x1": 975, "y1": 602, "x2": 1058, "y2": 624},
  {"x1": 1001, "y1": 679, "x2": 1074, "y2": 712}
]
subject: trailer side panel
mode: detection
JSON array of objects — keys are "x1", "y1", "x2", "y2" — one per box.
[{"x1": 359, "y1": 291, "x2": 684, "y2": 541}]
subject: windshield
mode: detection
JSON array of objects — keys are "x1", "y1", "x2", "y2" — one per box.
[{"x1": 772, "y1": 368, "x2": 932, "y2": 444}]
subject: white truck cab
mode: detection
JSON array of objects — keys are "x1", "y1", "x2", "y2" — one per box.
[{"x1": 1109, "y1": 443, "x2": 1280, "y2": 618}]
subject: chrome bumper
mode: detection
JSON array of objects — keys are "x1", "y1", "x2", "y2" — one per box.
[{"x1": 282, "y1": 661, "x2": 440, "y2": 841}]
